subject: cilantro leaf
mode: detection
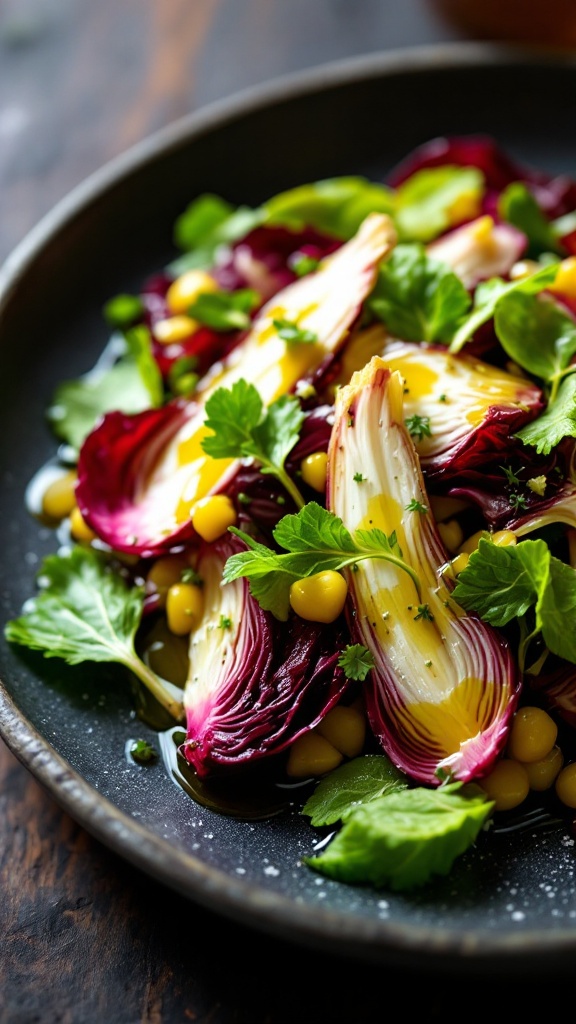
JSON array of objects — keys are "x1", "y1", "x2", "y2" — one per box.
[
  {"x1": 394, "y1": 166, "x2": 484, "y2": 243},
  {"x1": 449, "y1": 261, "x2": 560, "y2": 354},
  {"x1": 201, "y1": 380, "x2": 306, "y2": 508},
  {"x1": 4, "y1": 546, "x2": 183, "y2": 720},
  {"x1": 46, "y1": 326, "x2": 163, "y2": 453},
  {"x1": 369, "y1": 244, "x2": 471, "y2": 343},
  {"x1": 498, "y1": 182, "x2": 564, "y2": 258},
  {"x1": 304, "y1": 782, "x2": 493, "y2": 891},
  {"x1": 224, "y1": 502, "x2": 420, "y2": 621},
  {"x1": 337, "y1": 644, "x2": 375, "y2": 681},
  {"x1": 188, "y1": 288, "x2": 259, "y2": 332},
  {"x1": 494, "y1": 290, "x2": 576, "y2": 384},
  {"x1": 302, "y1": 755, "x2": 408, "y2": 827},
  {"x1": 516, "y1": 372, "x2": 576, "y2": 454}
]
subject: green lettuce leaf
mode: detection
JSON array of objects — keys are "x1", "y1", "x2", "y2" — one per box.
[{"x1": 302, "y1": 755, "x2": 407, "y2": 827}]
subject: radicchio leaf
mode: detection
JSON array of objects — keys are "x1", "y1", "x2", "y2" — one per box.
[{"x1": 327, "y1": 356, "x2": 520, "y2": 786}]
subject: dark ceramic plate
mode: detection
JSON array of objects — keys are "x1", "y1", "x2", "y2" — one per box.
[{"x1": 1, "y1": 42, "x2": 576, "y2": 977}]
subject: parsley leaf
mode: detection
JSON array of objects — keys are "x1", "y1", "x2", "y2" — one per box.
[
  {"x1": 517, "y1": 372, "x2": 576, "y2": 454},
  {"x1": 304, "y1": 782, "x2": 493, "y2": 891},
  {"x1": 171, "y1": 194, "x2": 263, "y2": 273},
  {"x1": 224, "y1": 501, "x2": 420, "y2": 621},
  {"x1": 338, "y1": 644, "x2": 375, "y2": 681},
  {"x1": 4, "y1": 546, "x2": 184, "y2": 720},
  {"x1": 46, "y1": 326, "x2": 163, "y2": 453},
  {"x1": 201, "y1": 380, "x2": 306, "y2": 508},
  {"x1": 369, "y1": 244, "x2": 471, "y2": 343},
  {"x1": 405, "y1": 414, "x2": 432, "y2": 440},
  {"x1": 453, "y1": 536, "x2": 576, "y2": 666},
  {"x1": 302, "y1": 754, "x2": 408, "y2": 827},
  {"x1": 188, "y1": 288, "x2": 259, "y2": 332}
]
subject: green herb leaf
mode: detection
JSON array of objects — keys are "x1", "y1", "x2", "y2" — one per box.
[
  {"x1": 304, "y1": 782, "x2": 493, "y2": 891},
  {"x1": 337, "y1": 643, "x2": 375, "y2": 681},
  {"x1": 130, "y1": 739, "x2": 158, "y2": 764},
  {"x1": 46, "y1": 326, "x2": 163, "y2": 453},
  {"x1": 201, "y1": 379, "x2": 306, "y2": 508},
  {"x1": 291, "y1": 253, "x2": 321, "y2": 277},
  {"x1": 405, "y1": 413, "x2": 432, "y2": 440},
  {"x1": 498, "y1": 182, "x2": 564, "y2": 258},
  {"x1": 394, "y1": 166, "x2": 484, "y2": 243},
  {"x1": 188, "y1": 288, "x2": 260, "y2": 332},
  {"x1": 516, "y1": 372, "x2": 576, "y2": 454},
  {"x1": 494, "y1": 290, "x2": 576, "y2": 384},
  {"x1": 272, "y1": 317, "x2": 318, "y2": 346},
  {"x1": 4, "y1": 547, "x2": 183, "y2": 720},
  {"x1": 264, "y1": 177, "x2": 395, "y2": 240},
  {"x1": 452, "y1": 536, "x2": 549, "y2": 628},
  {"x1": 449, "y1": 262, "x2": 560, "y2": 354},
  {"x1": 103, "y1": 293, "x2": 144, "y2": 329},
  {"x1": 302, "y1": 754, "x2": 408, "y2": 827},
  {"x1": 224, "y1": 502, "x2": 420, "y2": 621},
  {"x1": 369, "y1": 244, "x2": 471, "y2": 343},
  {"x1": 171, "y1": 194, "x2": 263, "y2": 272}
]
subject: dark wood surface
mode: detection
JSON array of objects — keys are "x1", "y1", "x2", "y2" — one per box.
[{"x1": 0, "y1": 4, "x2": 573, "y2": 1021}]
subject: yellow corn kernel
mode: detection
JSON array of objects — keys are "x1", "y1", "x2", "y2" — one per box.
[
  {"x1": 165, "y1": 582, "x2": 204, "y2": 636},
  {"x1": 289, "y1": 571, "x2": 348, "y2": 623},
  {"x1": 449, "y1": 552, "x2": 470, "y2": 577},
  {"x1": 549, "y1": 256, "x2": 576, "y2": 301},
  {"x1": 41, "y1": 470, "x2": 77, "y2": 521},
  {"x1": 509, "y1": 259, "x2": 541, "y2": 281},
  {"x1": 316, "y1": 705, "x2": 366, "y2": 759},
  {"x1": 478, "y1": 759, "x2": 530, "y2": 812},
  {"x1": 70, "y1": 505, "x2": 98, "y2": 543},
  {"x1": 555, "y1": 762, "x2": 576, "y2": 808},
  {"x1": 438, "y1": 519, "x2": 464, "y2": 554},
  {"x1": 154, "y1": 315, "x2": 197, "y2": 345},
  {"x1": 524, "y1": 745, "x2": 564, "y2": 792},
  {"x1": 191, "y1": 495, "x2": 237, "y2": 542},
  {"x1": 300, "y1": 451, "x2": 328, "y2": 492},
  {"x1": 146, "y1": 554, "x2": 191, "y2": 607},
  {"x1": 507, "y1": 706, "x2": 558, "y2": 763},
  {"x1": 492, "y1": 529, "x2": 517, "y2": 547},
  {"x1": 458, "y1": 530, "x2": 485, "y2": 555},
  {"x1": 286, "y1": 731, "x2": 344, "y2": 778},
  {"x1": 166, "y1": 269, "x2": 218, "y2": 315}
]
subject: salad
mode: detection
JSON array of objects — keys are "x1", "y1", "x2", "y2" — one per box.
[{"x1": 6, "y1": 134, "x2": 576, "y2": 893}]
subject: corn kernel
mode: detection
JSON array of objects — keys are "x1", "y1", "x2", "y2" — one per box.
[
  {"x1": 41, "y1": 470, "x2": 77, "y2": 521},
  {"x1": 286, "y1": 731, "x2": 343, "y2": 778},
  {"x1": 70, "y1": 505, "x2": 98, "y2": 543},
  {"x1": 524, "y1": 745, "x2": 564, "y2": 792},
  {"x1": 478, "y1": 759, "x2": 530, "y2": 812},
  {"x1": 191, "y1": 495, "x2": 237, "y2": 542},
  {"x1": 165, "y1": 582, "x2": 204, "y2": 635},
  {"x1": 289, "y1": 571, "x2": 348, "y2": 623},
  {"x1": 470, "y1": 215, "x2": 495, "y2": 245},
  {"x1": 450, "y1": 552, "x2": 470, "y2": 576},
  {"x1": 316, "y1": 705, "x2": 366, "y2": 758},
  {"x1": 154, "y1": 315, "x2": 197, "y2": 345},
  {"x1": 492, "y1": 529, "x2": 517, "y2": 547},
  {"x1": 555, "y1": 762, "x2": 576, "y2": 808},
  {"x1": 507, "y1": 706, "x2": 558, "y2": 763},
  {"x1": 549, "y1": 256, "x2": 576, "y2": 301},
  {"x1": 446, "y1": 189, "x2": 481, "y2": 226},
  {"x1": 438, "y1": 519, "x2": 464, "y2": 554},
  {"x1": 146, "y1": 554, "x2": 191, "y2": 607},
  {"x1": 300, "y1": 451, "x2": 328, "y2": 492},
  {"x1": 166, "y1": 270, "x2": 218, "y2": 315}
]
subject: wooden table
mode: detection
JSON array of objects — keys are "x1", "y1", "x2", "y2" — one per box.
[{"x1": 0, "y1": 3, "x2": 572, "y2": 1020}]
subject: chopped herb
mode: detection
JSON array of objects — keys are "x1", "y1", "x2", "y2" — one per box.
[
  {"x1": 439, "y1": 394, "x2": 447, "y2": 403},
  {"x1": 405, "y1": 414, "x2": 432, "y2": 441},
  {"x1": 353, "y1": 472, "x2": 366, "y2": 483},
  {"x1": 219, "y1": 615, "x2": 232, "y2": 629},
  {"x1": 501, "y1": 465, "x2": 523, "y2": 487},
  {"x1": 338, "y1": 643, "x2": 375, "y2": 681},
  {"x1": 405, "y1": 499, "x2": 428, "y2": 514},
  {"x1": 181, "y1": 568, "x2": 203, "y2": 587},
  {"x1": 130, "y1": 739, "x2": 158, "y2": 764},
  {"x1": 273, "y1": 317, "x2": 318, "y2": 346},
  {"x1": 509, "y1": 492, "x2": 528, "y2": 512},
  {"x1": 414, "y1": 604, "x2": 434, "y2": 621},
  {"x1": 189, "y1": 288, "x2": 260, "y2": 332}
]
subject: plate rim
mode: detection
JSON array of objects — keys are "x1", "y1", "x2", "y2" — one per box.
[{"x1": 2, "y1": 39, "x2": 576, "y2": 970}]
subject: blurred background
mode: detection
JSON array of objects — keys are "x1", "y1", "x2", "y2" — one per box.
[{"x1": 0, "y1": 2, "x2": 575, "y2": 1022}]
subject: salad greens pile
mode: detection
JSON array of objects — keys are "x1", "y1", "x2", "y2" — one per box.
[{"x1": 6, "y1": 135, "x2": 576, "y2": 894}]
